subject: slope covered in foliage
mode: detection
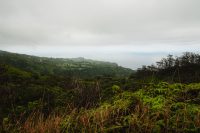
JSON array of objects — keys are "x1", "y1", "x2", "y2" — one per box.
[
  {"x1": 1, "y1": 51, "x2": 200, "y2": 132},
  {"x1": 0, "y1": 50, "x2": 133, "y2": 78}
]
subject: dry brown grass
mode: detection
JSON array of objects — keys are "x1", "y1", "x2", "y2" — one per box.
[{"x1": 19, "y1": 112, "x2": 64, "y2": 133}]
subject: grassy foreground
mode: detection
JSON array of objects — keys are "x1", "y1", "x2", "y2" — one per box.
[{"x1": 3, "y1": 82, "x2": 200, "y2": 133}]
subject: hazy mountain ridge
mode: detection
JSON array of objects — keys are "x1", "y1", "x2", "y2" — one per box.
[{"x1": 0, "y1": 50, "x2": 133, "y2": 78}]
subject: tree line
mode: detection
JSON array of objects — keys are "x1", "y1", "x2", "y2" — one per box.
[{"x1": 133, "y1": 52, "x2": 200, "y2": 83}]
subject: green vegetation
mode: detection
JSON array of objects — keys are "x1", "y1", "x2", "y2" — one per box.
[
  {"x1": 133, "y1": 52, "x2": 200, "y2": 83},
  {"x1": 0, "y1": 50, "x2": 133, "y2": 78},
  {"x1": 1, "y1": 51, "x2": 200, "y2": 132}
]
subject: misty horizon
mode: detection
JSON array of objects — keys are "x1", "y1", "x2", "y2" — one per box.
[
  {"x1": 1, "y1": 0, "x2": 200, "y2": 69},
  {"x1": 0, "y1": 49, "x2": 194, "y2": 69}
]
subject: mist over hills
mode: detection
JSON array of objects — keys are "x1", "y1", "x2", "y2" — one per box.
[{"x1": 0, "y1": 50, "x2": 134, "y2": 78}]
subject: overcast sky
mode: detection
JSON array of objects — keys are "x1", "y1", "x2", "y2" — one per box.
[{"x1": 0, "y1": 0, "x2": 200, "y2": 69}]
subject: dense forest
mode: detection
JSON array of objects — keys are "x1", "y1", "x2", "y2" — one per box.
[
  {"x1": 133, "y1": 52, "x2": 200, "y2": 83},
  {"x1": 1, "y1": 51, "x2": 200, "y2": 132}
]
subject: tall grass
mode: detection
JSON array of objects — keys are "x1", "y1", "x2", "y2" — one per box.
[{"x1": 3, "y1": 82, "x2": 200, "y2": 132}]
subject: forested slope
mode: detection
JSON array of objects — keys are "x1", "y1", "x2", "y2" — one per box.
[
  {"x1": 1, "y1": 51, "x2": 200, "y2": 132},
  {"x1": 0, "y1": 50, "x2": 133, "y2": 78}
]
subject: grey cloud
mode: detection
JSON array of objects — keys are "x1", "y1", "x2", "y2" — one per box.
[
  {"x1": 1, "y1": 0, "x2": 200, "y2": 45},
  {"x1": 0, "y1": 0, "x2": 200, "y2": 68}
]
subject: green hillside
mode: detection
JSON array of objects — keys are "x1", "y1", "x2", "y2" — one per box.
[
  {"x1": 1, "y1": 51, "x2": 200, "y2": 132},
  {"x1": 0, "y1": 50, "x2": 133, "y2": 78}
]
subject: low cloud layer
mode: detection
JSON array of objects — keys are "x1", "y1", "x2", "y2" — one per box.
[{"x1": 0, "y1": 0, "x2": 200, "y2": 68}]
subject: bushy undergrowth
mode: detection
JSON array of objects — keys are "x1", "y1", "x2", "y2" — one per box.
[{"x1": 2, "y1": 82, "x2": 200, "y2": 133}]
